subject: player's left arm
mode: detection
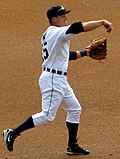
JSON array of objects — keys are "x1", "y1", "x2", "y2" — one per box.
[{"x1": 69, "y1": 49, "x2": 90, "y2": 60}]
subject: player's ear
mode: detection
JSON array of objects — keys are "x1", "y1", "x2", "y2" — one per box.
[{"x1": 52, "y1": 17, "x2": 57, "y2": 22}]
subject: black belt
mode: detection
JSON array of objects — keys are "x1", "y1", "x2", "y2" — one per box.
[{"x1": 43, "y1": 67, "x2": 67, "y2": 76}]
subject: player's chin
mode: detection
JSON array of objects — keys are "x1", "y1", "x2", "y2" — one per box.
[
  {"x1": 64, "y1": 21, "x2": 67, "y2": 26},
  {"x1": 60, "y1": 21, "x2": 67, "y2": 26}
]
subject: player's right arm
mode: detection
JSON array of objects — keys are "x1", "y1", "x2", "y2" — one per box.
[
  {"x1": 66, "y1": 20, "x2": 112, "y2": 35},
  {"x1": 82, "y1": 20, "x2": 112, "y2": 33}
]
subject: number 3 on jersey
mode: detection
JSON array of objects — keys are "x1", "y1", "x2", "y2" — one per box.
[{"x1": 42, "y1": 41, "x2": 49, "y2": 61}]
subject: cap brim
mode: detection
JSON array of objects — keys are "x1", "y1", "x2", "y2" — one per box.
[
  {"x1": 64, "y1": 10, "x2": 71, "y2": 14},
  {"x1": 59, "y1": 10, "x2": 71, "y2": 16}
]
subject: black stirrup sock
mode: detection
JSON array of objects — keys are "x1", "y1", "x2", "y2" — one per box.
[
  {"x1": 13, "y1": 116, "x2": 35, "y2": 134},
  {"x1": 66, "y1": 121, "x2": 79, "y2": 147}
]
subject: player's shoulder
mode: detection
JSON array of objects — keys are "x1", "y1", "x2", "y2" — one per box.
[
  {"x1": 47, "y1": 25, "x2": 70, "y2": 31},
  {"x1": 41, "y1": 25, "x2": 71, "y2": 41}
]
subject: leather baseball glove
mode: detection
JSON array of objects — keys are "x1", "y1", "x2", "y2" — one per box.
[{"x1": 86, "y1": 38, "x2": 107, "y2": 60}]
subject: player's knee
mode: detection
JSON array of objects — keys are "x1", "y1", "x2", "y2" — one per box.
[
  {"x1": 32, "y1": 111, "x2": 55, "y2": 126},
  {"x1": 45, "y1": 116, "x2": 55, "y2": 124}
]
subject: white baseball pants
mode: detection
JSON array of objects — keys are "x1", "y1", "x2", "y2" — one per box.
[{"x1": 32, "y1": 71, "x2": 82, "y2": 126}]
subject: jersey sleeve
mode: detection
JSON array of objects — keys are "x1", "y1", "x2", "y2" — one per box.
[
  {"x1": 66, "y1": 21, "x2": 85, "y2": 34},
  {"x1": 56, "y1": 21, "x2": 84, "y2": 41},
  {"x1": 53, "y1": 26, "x2": 74, "y2": 41}
]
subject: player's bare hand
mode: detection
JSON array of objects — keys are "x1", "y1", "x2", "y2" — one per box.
[{"x1": 103, "y1": 20, "x2": 112, "y2": 33}]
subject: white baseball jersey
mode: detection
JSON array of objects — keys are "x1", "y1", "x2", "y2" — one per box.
[
  {"x1": 41, "y1": 25, "x2": 74, "y2": 72},
  {"x1": 32, "y1": 25, "x2": 82, "y2": 126}
]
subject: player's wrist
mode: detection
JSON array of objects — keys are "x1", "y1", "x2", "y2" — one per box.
[
  {"x1": 86, "y1": 49, "x2": 90, "y2": 56},
  {"x1": 80, "y1": 50, "x2": 87, "y2": 57}
]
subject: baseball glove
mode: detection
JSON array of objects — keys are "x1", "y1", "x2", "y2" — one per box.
[{"x1": 86, "y1": 38, "x2": 107, "y2": 60}]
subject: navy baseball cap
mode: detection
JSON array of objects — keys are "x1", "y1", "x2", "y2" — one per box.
[{"x1": 47, "y1": 6, "x2": 71, "y2": 21}]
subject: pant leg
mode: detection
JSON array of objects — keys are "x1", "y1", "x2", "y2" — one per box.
[
  {"x1": 32, "y1": 90, "x2": 63, "y2": 126},
  {"x1": 32, "y1": 72, "x2": 64, "y2": 126},
  {"x1": 61, "y1": 84, "x2": 82, "y2": 124}
]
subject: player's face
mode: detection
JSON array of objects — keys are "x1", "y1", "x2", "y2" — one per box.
[{"x1": 53, "y1": 14, "x2": 68, "y2": 26}]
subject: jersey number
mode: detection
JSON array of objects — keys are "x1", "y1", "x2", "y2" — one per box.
[{"x1": 42, "y1": 42, "x2": 49, "y2": 61}]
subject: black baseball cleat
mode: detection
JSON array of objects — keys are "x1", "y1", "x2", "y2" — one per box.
[
  {"x1": 2, "y1": 129, "x2": 20, "y2": 152},
  {"x1": 66, "y1": 143, "x2": 90, "y2": 155}
]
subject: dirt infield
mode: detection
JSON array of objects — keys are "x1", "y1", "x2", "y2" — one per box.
[{"x1": 0, "y1": 0, "x2": 120, "y2": 158}]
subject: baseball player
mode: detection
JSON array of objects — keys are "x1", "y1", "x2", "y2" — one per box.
[{"x1": 3, "y1": 5, "x2": 112, "y2": 155}]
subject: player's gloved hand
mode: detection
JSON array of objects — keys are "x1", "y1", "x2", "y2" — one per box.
[{"x1": 86, "y1": 37, "x2": 107, "y2": 60}]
